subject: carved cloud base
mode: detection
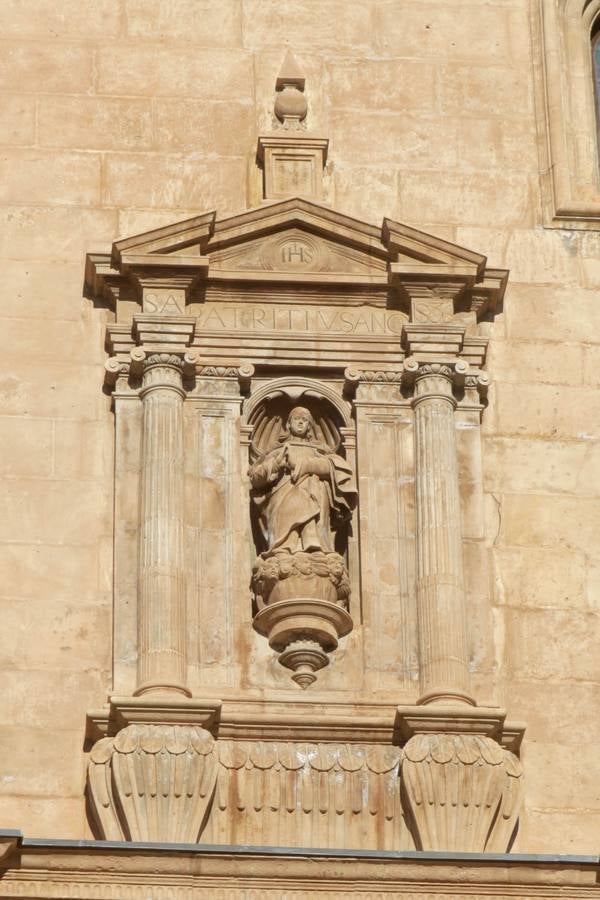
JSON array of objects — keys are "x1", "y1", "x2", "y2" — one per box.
[
  {"x1": 251, "y1": 550, "x2": 353, "y2": 688},
  {"x1": 87, "y1": 724, "x2": 218, "y2": 843},
  {"x1": 251, "y1": 550, "x2": 350, "y2": 608},
  {"x1": 397, "y1": 707, "x2": 524, "y2": 853}
]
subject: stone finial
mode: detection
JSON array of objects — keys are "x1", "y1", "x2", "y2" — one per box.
[
  {"x1": 274, "y1": 48, "x2": 307, "y2": 129},
  {"x1": 257, "y1": 50, "x2": 328, "y2": 201},
  {"x1": 276, "y1": 48, "x2": 306, "y2": 91}
]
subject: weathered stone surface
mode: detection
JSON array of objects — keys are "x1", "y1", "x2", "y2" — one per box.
[
  {"x1": 0, "y1": 0, "x2": 122, "y2": 38},
  {"x1": 243, "y1": 0, "x2": 374, "y2": 52},
  {"x1": 103, "y1": 154, "x2": 246, "y2": 211},
  {"x1": 495, "y1": 383, "x2": 600, "y2": 440},
  {"x1": 96, "y1": 46, "x2": 253, "y2": 99},
  {"x1": 38, "y1": 97, "x2": 153, "y2": 152},
  {"x1": 502, "y1": 606, "x2": 600, "y2": 682},
  {"x1": 399, "y1": 171, "x2": 532, "y2": 227},
  {"x1": 374, "y1": 2, "x2": 527, "y2": 62},
  {"x1": 492, "y1": 545, "x2": 587, "y2": 610},
  {"x1": 500, "y1": 493, "x2": 600, "y2": 559},
  {"x1": 124, "y1": 0, "x2": 242, "y2": 45},
  {"x1": 0, "y1": 41, "x2": 93, "y2": 92},
  {"x1": 0, "y1": 150, "x2": 102, "y2": 206},
  {"x1": 1, "y1": 0, "x2": 598, "y2": 868},
  {"x1": 0, "y1": 95, "x2": 36, "y2": 145}
]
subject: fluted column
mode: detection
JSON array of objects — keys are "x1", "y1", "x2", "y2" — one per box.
[
  {"x1": 136, "y1": 352, "x2": 189, "y2": 697},
  {"x1": 406, "y1": 359, "x2": 473, "y2": 707}
]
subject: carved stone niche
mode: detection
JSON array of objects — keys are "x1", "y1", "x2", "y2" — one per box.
[
  {"x1": 83, "y1": 195, "x2": 521, "y2": 852},
  {"x1": 245, "y1": 380, "x2": 357, "y2": 688}
]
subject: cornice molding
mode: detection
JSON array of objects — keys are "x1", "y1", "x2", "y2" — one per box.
[{"x1": 84, "y1": 198, "x2": 507, "y2": 324}]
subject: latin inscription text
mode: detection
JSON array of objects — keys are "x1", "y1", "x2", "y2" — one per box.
[{"x1": 196, "y1": 303, "x2": 404, "y2": 336}]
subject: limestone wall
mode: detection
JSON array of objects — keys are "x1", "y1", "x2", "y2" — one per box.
[{"x1": 1, "y1": 0, "x2": 599, "y2": 852}]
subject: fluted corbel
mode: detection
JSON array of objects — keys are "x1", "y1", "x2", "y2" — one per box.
[{"x1": 398, "y1": 707, "x2": 524, "y2": 852}]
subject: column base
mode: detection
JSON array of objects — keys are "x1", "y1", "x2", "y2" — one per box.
[
  {"x1": 417, "y1": 687, "x2": 476, "y2": 707},
  {"x1": 134, "y1": 681, "x2": 192, "y2": 699}
]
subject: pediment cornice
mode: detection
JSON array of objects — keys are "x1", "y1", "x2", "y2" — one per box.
[{"x1": 84, "y1": 197, "x2": 507, "y2": 322}]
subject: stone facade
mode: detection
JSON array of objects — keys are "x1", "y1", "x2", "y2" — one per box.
[{"x1": 1, "y1": 0, "x2": 600, "y2": 895}]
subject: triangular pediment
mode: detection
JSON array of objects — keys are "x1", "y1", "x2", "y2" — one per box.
[{"x1": 85, "y1": 198, "x2": 506, "y2": 318}]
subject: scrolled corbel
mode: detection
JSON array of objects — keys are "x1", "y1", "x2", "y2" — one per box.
[
  {"x1": 401, "y1": 355, "x2": 420, "y2": 389},
  {"x1": 183, "y1": 350, "x2": 200, "y2": 377},
  {"x1": 129, "y1": 347, "x2": 146, "y2": 377},
  {"x1": 104, "y1": 357, "x2": 124, "y2": 387},
  {"x1": 343, "y1": 366, "x2": 361, "y2": 398},
  {"x1": 237, "y1": 363, "x2": 255, "y2": 394},
  {"x1": 453, "y1": 358, "x2": 469, "y2": 388}
]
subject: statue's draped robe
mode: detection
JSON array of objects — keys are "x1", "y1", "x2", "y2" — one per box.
[{"x1": 249, "y1": 438, "x2": 357, "y2": 555}]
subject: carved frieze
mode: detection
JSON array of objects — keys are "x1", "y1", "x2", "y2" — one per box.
[{"x1": 214, "y1": 740, "x2": 402, "y2": 824}]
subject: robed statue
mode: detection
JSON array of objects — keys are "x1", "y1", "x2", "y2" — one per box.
[
  {"x1": 248, "y1": 406, "x2": 357, "y2": 609},
  {"x1": 249, "y1": 406, "x2": 356, "y2": 555}
]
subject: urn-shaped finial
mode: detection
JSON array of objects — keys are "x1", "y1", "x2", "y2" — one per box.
[{"x1": 274, "y1": 48, "x2": 308, "y2": 128}]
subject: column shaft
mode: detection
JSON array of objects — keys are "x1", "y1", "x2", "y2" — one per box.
[
  {"x1": 136, "y1": 353, "x2": 189, "y2": 696},
  {"x1": 412, "y1": 366, "x2": 472, "y2": 705}
]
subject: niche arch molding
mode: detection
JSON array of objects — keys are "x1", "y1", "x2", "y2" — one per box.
[{"x1": 244, "y1": 376, "x2": 353, "y2": 429}]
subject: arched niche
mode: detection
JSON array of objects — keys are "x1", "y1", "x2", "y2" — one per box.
[
  {"x1": 243, "y1": 377, "x2": 359, "y2": 687},
  {"x1": 243, "y1": 376, "x2": 357, "y2": 581},
  {"x1": 244, "y1": 378, "x2": 356, "y2": 552}
]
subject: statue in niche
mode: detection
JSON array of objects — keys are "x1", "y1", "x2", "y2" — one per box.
[{"x1": 248, "y1": 405, "x2": 357, "y2": 610}]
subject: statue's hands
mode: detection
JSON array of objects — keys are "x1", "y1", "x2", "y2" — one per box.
[
  {"x1": 290, "y1": 458, "x2": 307, "y2": 483},
  {"x1": 272, "y1": 445, "x2": 289, "y2": 476}
]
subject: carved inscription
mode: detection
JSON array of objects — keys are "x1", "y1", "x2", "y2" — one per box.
[
  {"x1": 143, "y1": 291, "x2": 185, "y2": 315},
  {"x1": 281, "y1": 239, "x2": 313, "y2": 265},
  {"x1": 273, "y1": 158, "x2": 313, "y2": 195},
  {"x1": 197, "y1": 303, "x2": 404, "y2": 336},
  {"x1": 261, "y1": 233, "x2": 326, "y2": 272}
]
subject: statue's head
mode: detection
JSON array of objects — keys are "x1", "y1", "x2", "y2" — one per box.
[{"x1": 287, "y1": 406, "x2": 314, "y2": 440}]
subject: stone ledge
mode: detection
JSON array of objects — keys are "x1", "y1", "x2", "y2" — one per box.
[
  {"x1": 86, "y1": 696, "x2": 222, "y2": 741},
  {"x1": 396, "y1": 704, "x2": 525, "y2": 754},
  {"x1": 0, "y1": 832, "x2": 598, "y2": 898}
]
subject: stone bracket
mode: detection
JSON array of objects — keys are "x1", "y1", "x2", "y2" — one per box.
[{"x1": 397, "y1": 706, "x2": 525, "y2": 852}]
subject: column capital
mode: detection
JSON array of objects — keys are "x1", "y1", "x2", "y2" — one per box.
[
  {"x1": 402, "y1": 356, "x2": 467, "y2": 392},
  {"x1": 402, "y1": 357, "x2": 489, "y2": 409},
  {"x1": 103, "y1": 318, "x2": 197, "y2": 388}
]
